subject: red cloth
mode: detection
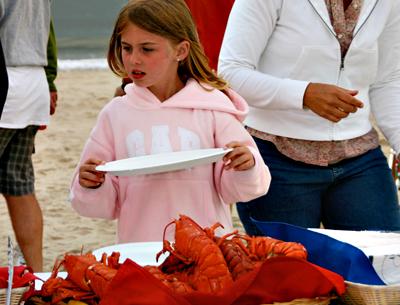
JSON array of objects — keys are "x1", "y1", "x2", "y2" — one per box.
[
  {"x1": 99, "y1": 257, "x2": 345, "y2": 305},
  {"x1": 184, "y1": 0, "x2": 235, "y2": 71},
  {"x1": 0, "y1": 266, "x2": 36, "y2": 288}
]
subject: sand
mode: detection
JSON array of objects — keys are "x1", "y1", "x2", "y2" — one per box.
[
  {"x1": 0, "y1": 70, "x2": 121, "y2": 270},
  {"x1": 0, "y1": 69, "x2": 393, "y2": 271}
]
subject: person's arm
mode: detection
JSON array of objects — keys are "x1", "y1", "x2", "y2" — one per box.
[
  {"x1": 70, "y1": 107, "x2": 119, "y2": 220},
  {"x1": 44, "y1": 19, "x2": 58, "y2": 115},
  {"x1": 368, "y1": 2, "x2": 400, "y2": 153},
  {"x1": 0, "y1": 0, "x2": 8, "y2": 117},
  {"x1": 218, "y1": 0, "x2": 308, "y2": 111},
  {"x1": 219, "y1": 0, "x2": 364, "y2": 123},
  {"x1": 0, "y1": 39, "x2": 8, "y2": 118},
  {"x1": 213, "y1": 111, "x2": 271, "y2": 204}
]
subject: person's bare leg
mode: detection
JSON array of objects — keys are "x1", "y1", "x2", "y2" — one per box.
[{"x1": 5, "y1": 194, "x2": 43, "y2": 272}]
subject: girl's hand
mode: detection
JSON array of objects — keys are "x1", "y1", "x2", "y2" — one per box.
[
  {"x1": 79, "y1": 158, "x2": 106, "y2": 188},
  {"x1": 223, "y1": 141, "x2": 255, "y2": 171}
]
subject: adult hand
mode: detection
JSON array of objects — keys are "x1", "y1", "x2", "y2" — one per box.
[
  {"x1": 223, "y1": 141, "x2": 255, "y2": 171},
  {"x1": 303, "y1": 83, "x2": 363, "y2": 122},
  {"x1": 50, "y1": 91, "x2": 58, "y2": 115},
  {"x1": 79, "y1": 158, "x2": 106, "y2": 188}
]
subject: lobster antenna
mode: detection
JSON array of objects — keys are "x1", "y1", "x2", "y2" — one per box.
[
  {"x1": 216, "y1": 230, "x2": 239, "y2": 246},
  {"x1": 162, "y1": 219, "x2": 176, "y2": 241},
  {"x1": 155, "y1": 219, "x2": 177, "y2": 262}
]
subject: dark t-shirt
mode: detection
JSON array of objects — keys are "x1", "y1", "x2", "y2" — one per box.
[{"x1": 0, "y1": 40, "x2": 8, "y2": 118}]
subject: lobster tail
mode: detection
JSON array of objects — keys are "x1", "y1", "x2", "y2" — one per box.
[{"x1": 86, "y1": 263, "x2": 118, "y2": 299}]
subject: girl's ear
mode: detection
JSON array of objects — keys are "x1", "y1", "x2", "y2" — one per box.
[{"x1": 175, "y1": 40, "x2": 190, "y2": 61}]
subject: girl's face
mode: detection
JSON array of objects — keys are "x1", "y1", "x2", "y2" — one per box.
[{"x1": 121, "y1": 22, "x2": 188, "y2": 101}]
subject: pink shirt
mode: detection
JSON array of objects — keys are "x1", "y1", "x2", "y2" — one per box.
[{"x1": 70, "y1": 79, "x2": 270, "y2": 242}]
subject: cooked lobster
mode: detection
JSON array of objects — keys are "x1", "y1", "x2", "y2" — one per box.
[
  {"x1": 157, "y1": 215, "x2": 234, "y2": 293},
  {"x1": 39, "y1": 252, "x2": 120, "y2": 304},
  {"x1": 241, "y1": 235, "x2": 308, "y2": 260},
  {"x1": 144, "y1": 265, "x2": 194, "y2": 293},
  {"x1": 32, "y1": 214, "x2": 309, "y2": 303},
  {"x1": 215, "y1": 231, "x2": 259, "y2": 280}
]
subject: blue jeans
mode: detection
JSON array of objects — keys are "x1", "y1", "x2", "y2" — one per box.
[{"x1": 237, "y1": 137, "x2": 400, "y2": 235}]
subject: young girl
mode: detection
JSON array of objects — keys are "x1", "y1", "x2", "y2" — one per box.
[{"x1": 70, "y1": 0, "x2": 270, "y2": 243}]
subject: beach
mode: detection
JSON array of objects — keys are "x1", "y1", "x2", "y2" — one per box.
[{"x1": 0, "y1": 68, "x2": 393, "y2": 271}]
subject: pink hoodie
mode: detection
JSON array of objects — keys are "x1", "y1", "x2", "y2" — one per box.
[{"x1": 70, "y1": 79, "x2": 270, "y2": 243}]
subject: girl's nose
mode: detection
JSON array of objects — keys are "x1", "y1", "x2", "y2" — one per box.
[{"x1": 130, "y1": 51, "x2": 142, "y2": 65}]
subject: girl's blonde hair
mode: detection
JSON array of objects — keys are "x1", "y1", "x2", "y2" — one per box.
[{"x1": 107, "y1": 0, "x2": 228, "y2": 91}]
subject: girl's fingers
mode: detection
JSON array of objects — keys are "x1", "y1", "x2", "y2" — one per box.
[
  {"x1": 79, "y1": 175, "x2": 104, "y2": 188},
  {"x1": 227, "y1": 154, "x2": 247, "y2": 168},
  {"x1": 223, "y1": 146, "x2": 246, "y2": 161},
  {"x1": 225, "y1": 153, "x2": 254, "y2": 170},
  {"x1": 80, "y1": 171, "x2": 104, "y2": 182},
  {"x1": 80, "y1": 177, "x2": 101, "y2": 188},
  {"x1": 79, "y1": 167, "x2": 105, "y2": 188},
  {"x1": 233, "y1": 159, "x2": 254, "y2": 171},
  {"x1": 78, "y1": 158, "x2": 106, "y2": 188},
  {"x1": 223, "y1": 143, "x2": 255, "y2": 170}
]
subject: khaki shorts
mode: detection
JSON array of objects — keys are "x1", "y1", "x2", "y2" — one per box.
[{"x1": 0, "y1": 126, "x2": 38, "y2": 196}]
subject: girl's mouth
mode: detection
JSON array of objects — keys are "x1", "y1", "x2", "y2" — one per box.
[{"x1": 131, "y1": 70, "x2": 145, "y2": 79}]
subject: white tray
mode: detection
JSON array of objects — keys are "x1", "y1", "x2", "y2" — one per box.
[
  {"x1": 96, "y1": 148, "x2": 232, "y2": 176},
  {"x1": 92, "y1": 241, "x2": 165, "y2": 266}
]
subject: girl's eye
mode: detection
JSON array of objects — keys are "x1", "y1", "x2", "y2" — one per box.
[
  {"x1": 142, "y1": 47, "x2": 153, "y2": 53},
  {"x1": 122, "y1": 46, "x2": 132, "y2": 52}
]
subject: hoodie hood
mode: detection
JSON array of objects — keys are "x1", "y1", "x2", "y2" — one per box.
[{"x1": 123, "y1": 78, "x2": 248, "y2": 122}]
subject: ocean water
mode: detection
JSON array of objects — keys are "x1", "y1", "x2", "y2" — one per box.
[{"x1": 52, "y1": 0, "x2": 127, "y2": 70}]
